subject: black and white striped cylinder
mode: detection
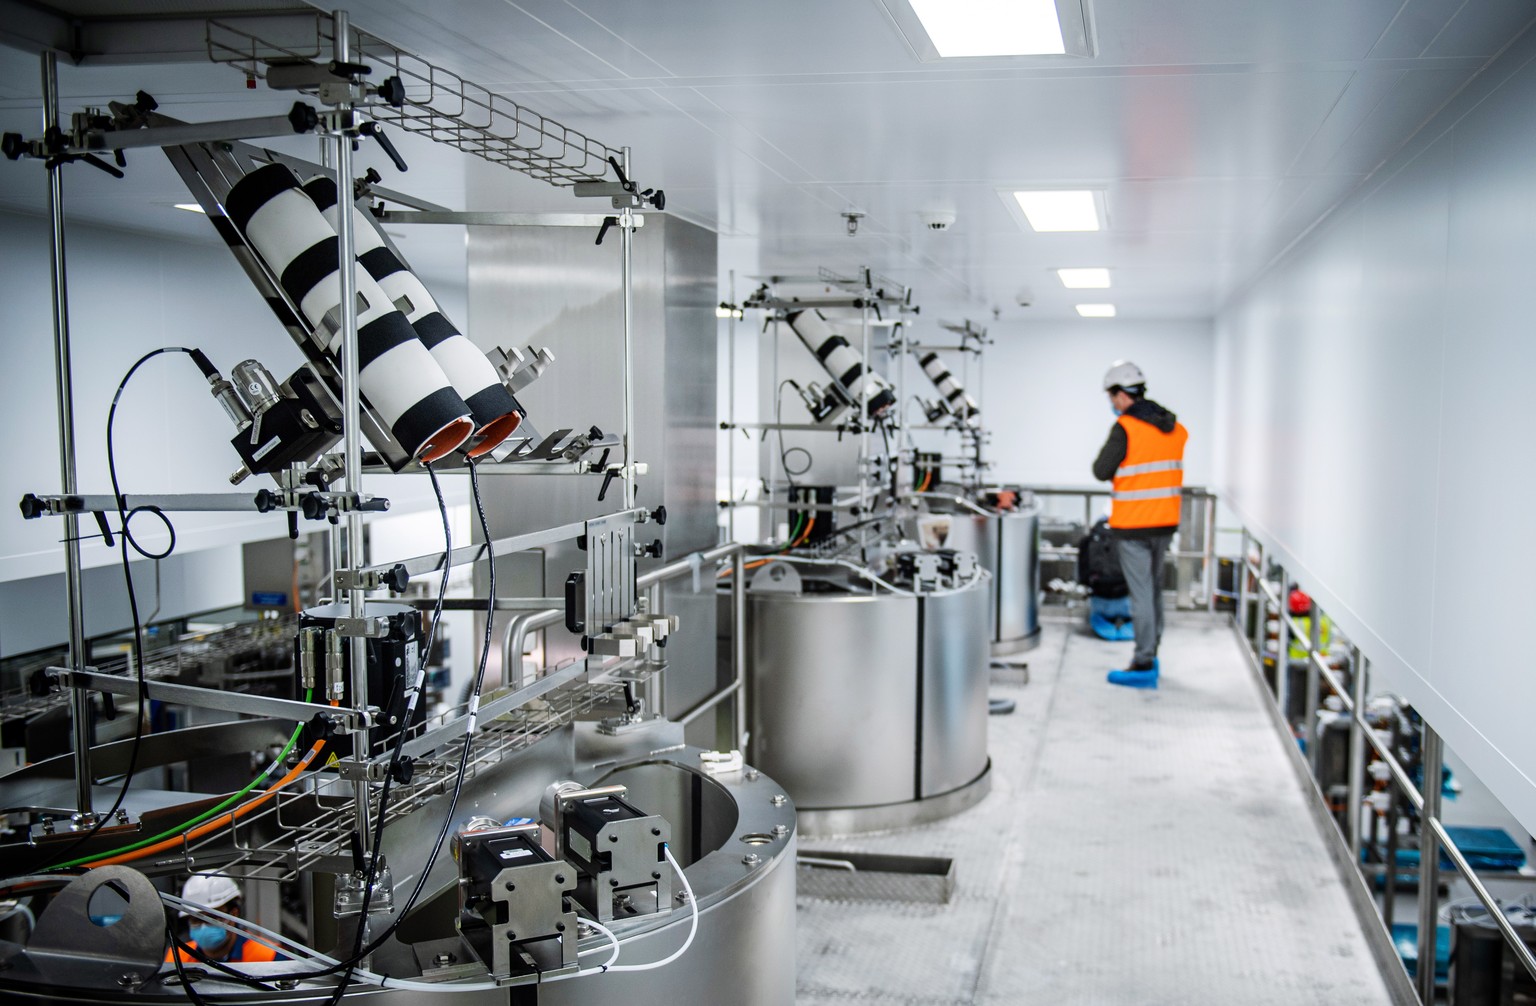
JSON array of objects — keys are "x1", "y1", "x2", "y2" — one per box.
[
  {"x1": 917, "y1": 350, "x2": 980, "y2": 423},
  {"x1": 303, "y1": 176, "x2": 524, "y2": 458},
  {"x1": 224, "y1": 163, "x2": 474, "y2": 464},
  {"x1": 785, "y1": 309, "x2": 896, "y2": 418}
]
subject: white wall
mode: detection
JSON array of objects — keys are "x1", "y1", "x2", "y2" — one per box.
[
  {"x1": 1214, "y1": 28, "x2": 1536, "y2": 835},
  {"x1": 981, "y1": 318, "x2": 1215, "y2": 488}
]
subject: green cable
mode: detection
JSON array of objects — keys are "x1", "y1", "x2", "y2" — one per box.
[
  {"x1": 48, "y1": 690, "x2": 313, "y2": 871},
  {"x1": 780, "y1": 510, "x2": 806, "y2": 552}
]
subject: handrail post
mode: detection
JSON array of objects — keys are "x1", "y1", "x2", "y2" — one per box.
[
  {"x1": 1416, "y1": 725, "x2": 1444, "y2": 1004},
  {"x1": 1305, "y1": 600, "x2": 1323, "y2": 776},
  {"x1": 1347, "y1": 650, "x2": 1367, "y2": 862},
  {"x1": 1237, "y1": 529, "x2": 1250, "y2": 642},
  {"x1": 731, "y1": 549, "x2": 747, "y2": 750},
  {"x1": 1274, "y1": 563, "x2": 1290, "y2": 717}
]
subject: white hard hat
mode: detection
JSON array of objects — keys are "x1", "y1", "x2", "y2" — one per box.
[
  {"x1": 1103, "y1": 359, "x2": 1146, "y2": 391},
  {"x1": 180, "y1": 873, "x2": 241, "y2": 915}
]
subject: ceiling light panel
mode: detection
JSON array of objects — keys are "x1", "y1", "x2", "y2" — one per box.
[
  {"x1": 909, "y1": 0, "x2": 1063, "y2": 56},
  {"x1": 1013, "y1": 190, "x2": 1100, "y2": 231},
  {"x1": 1057, "y1": 267, "x2": 1110, "y2": 288},
  {"x1": 886, "y1": 0, "x2": 1094, "y2": 60},
  {"x1": 1076, "y1": 304, "x2": 1117, "y2": 318},
  {"x1": 173, "y1": 203, "x2": 207, "y2": 214}
]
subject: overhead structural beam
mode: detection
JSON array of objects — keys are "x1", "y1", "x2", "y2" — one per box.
[{"x1": 0, "y1": 3, "x2": 316, "y2": 65}]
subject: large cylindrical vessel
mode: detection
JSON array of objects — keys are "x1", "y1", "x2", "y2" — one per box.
[
  {"x1": 938, "y1": 492, "x2": 1041, "y2": 655},
  {"x1": 0, "y1": 746, "x2": 795, "y2": 1006},
  {"x1": 745, "y1": 562, "x2": 990, "y2": 835}
]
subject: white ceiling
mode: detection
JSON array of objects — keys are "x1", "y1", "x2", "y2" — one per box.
[{"x1": 1, "y1": 0, "x2": 1532, "y2": 321}]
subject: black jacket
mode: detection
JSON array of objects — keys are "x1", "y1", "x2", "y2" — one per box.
[{"x1": 1092, "y1": 397, "x2": 1181, "y2": 539}]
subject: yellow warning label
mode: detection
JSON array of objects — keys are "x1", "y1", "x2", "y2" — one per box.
[{"x1": 325, "y1": 752, "x2": 340, "y2": 768}]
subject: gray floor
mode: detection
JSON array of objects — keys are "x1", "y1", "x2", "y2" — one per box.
[{"x1": 794, "y1": 610, "x2": 1396, "y2": 1005}]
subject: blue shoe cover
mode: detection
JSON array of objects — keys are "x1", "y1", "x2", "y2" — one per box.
[
  {"x1": 1090, "y1": 613, "x2": 1121, "y2": 640},
  {"x1": 1112, "y1": 623, "x2": 1136, "y2": 642},
  {"x1": 1106, "y1": 667, "x2": 1159, "y2": 689}
]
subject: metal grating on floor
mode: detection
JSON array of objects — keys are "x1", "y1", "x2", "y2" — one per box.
[{"x1": 794, "y1": 611, "x2": 1397, "y2": 1005}]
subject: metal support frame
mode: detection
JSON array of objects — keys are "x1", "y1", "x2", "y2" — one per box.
[
  {"x1": 1235, "y1": 542, "x2": 1536, "y2": 1000},
  {"x1": 42, "y1": 50, "x2": 94, "y2": 820},
  {"x1": 49, "y1": 667, "x2": 369, "y2": 732}
]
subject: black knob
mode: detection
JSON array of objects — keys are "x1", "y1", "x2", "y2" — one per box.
[
  {"x1": 382, "y1": 563, "x2": 410, "y2": 593},
  {"x1": 253, "y1": 489, "x2": 278, "y2": 514},
  {"x1": 650, "y1": 505, "x2": 667, "y2": 526},
  {"x1": 2, "y1": 133, "x2": 26, "y2": 161},
  {"x1": 301, "y1": 492, "x2": 327, "y2": 521},
  {"x1": 375, "y1": 75, "x2": 406, "y2": 108},
  {"x1": 391, "y1": 755, "x2": 414, "y2": 785},
  {"x1": 642, "y1": 539, "x2": 663, "y2": 559},
  {"x1": 288, "y1": 102, "x2": 318, "y2": 134},
  {"x1": 18, "y1": 493, "x2": 45, "y2": 519}
]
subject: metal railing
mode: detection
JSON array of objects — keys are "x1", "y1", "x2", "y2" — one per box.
[
  {"x1": 500, "y1": 542, "x2": 748, "y2": 751},
  {"x1": 1028, "y1": 485, "x2": 1219, "y2": 611},
  {"x1": 1234, "y1": 531, "x2": 1536, "y2": 1003}
]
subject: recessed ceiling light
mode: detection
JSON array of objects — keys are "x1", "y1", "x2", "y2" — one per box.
[
  {"x1": 1076, "y1": 303, "x2": 1116, "y2": 318},
  {"x1": 1014, "y1": 191, "x2": 1100, "y2": 231},
  {"x1": 907, "y1": 0, "x2": 1065, "y2": 57},
  {"x1": 173, "y1": 202, "x2": 207, "y2": 214},
  {"x1": 1057, "y1": 267, "x2": 1110, "y2": 288}
]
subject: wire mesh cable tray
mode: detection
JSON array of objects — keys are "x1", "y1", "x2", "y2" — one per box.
[{"x1": 206, "y1": 14, "x2": 620, "y2": 187}]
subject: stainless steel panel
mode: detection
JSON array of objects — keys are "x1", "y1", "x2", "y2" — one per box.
[
  {"x1": 942, "y1": 506, "x2": 1040, "y2": 649},
  {"x1": 996, "y1": 509, "x2": 1041, "y2": 645},
  {"x1": 919, "y1": 578, "x2": 990, "y2": 798},
  {"x1": 466, "y1": 214, "x2": 717, "y2": 704},
  {"x1": 747, "y1": 592, "x2": 918, "y2": 809}
]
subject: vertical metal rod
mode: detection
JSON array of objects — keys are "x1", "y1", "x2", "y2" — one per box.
[
  {"x1": 43, "y1": 51, "x2": 93, "y2": 817},
  {"x1": 1274, "y1": 564, "x2": 1290, "y2": 716},
  {"x1": 731, "y1": 549, "x2": 747, "y2": 751},
  {"x1": 1203, "y1": 496, "x2": 1217, "y2": 612},
  {"x1": 768, "y1": 316, "x2": 779, "y2": 539},
  {"x1": 1305, "y1": 601, "x2": 1323, "y2": 776},
  {"x1": 644, "y1": 583, "x2": 663, "y2": 717},
  {"x1": 332, "y1": 8, "x2": 371, "y2": 852},
  {"x1": 726, "y1": 268, "x2": 736, "y2": 543},
  {"x1": 1236, "y1": 529, "x2": 1249, "y2": 640},
  {"x1": 1250, "y1": 540, "x2": 1266, "y2": 654},
  {"x1": 619, "y1": 146, "x2": 637, "y2": 511},
  {"x1": 1347, "y1": 650, "x2": 1368, "y2": 862},
  {"x1": 1416, "y1": 724, "x2": 1443, "y2": 1004},
  {"x1": 858, "y1": 295, "x2": 872, "y2": 521}
]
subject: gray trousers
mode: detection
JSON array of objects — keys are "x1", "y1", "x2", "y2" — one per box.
[{"x1": 1115, "y1": 532, "x2": 1173, "y2": 667}]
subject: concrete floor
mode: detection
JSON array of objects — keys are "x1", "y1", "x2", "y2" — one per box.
[{"x1": 794, "y1": 610, "x2": 1397, "y2": 1005}]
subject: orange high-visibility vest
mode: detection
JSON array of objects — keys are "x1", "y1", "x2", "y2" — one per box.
[
  {"x1": 1109, "y1": 414, "x2": 1188, "y2": 530},
  {"x1": 167, "y1": 935, "x2": 279, "y2": 964}
]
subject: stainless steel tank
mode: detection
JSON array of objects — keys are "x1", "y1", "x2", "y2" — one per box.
[
  {"x1": 745, "y1": 566, "x2": 991, "y2": 835},
  {"x1": 0, "y1": 744, "x2": 796, "y2": 1006},
  {"x1": 937, "y1": 492, "x2": 1041, "y2": 655}
]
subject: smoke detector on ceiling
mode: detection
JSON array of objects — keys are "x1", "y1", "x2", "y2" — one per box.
[{"x1": 920, "y1": 209, "x2": 957, "y2": 231}]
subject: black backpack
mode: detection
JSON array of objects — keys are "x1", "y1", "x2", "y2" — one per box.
[{"x1": 1078, "y1": 518, "x2": 1129, "y2": 599}]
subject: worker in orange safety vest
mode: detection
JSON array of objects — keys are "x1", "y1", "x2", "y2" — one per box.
[
  {"x1": 166, "y1": 873, "x2": 285, "y2": 965},
  {"x1": 1092, "y1": 360, "x2": 1188, "y2": 689}
]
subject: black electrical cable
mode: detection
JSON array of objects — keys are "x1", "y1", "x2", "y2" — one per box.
[
  {"x1": 320, "y1": 459, "x2": 454, "y2": 1006},
  {"x1": 29, "y1": 347, "x2": 200, "y2": 875},
  {"x1": 195, "y1": 462, "x2": 475, "y2": 991}
]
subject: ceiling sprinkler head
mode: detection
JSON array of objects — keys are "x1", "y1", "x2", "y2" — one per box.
[{"x1": 842, "y1": 210, "x2": 865, "y2": 236}]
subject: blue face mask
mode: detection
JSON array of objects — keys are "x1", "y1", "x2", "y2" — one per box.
[
  {"x1": 1110, "y1": 404, "x2": 1122, "y2": 416},
  {"x1": 189, "y1": 923, "x2": 227, "y2": 948}
]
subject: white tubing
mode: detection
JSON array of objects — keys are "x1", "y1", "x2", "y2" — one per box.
[
  {"x1": 162, "y1": 862, "x2": 628, "y2": 990},
  {"x1": 607, "y1": 845, "x2": 697, "y2": 972}
]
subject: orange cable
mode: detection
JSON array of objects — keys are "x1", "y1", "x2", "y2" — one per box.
[{"x1": 83, "y1": 697, "x2": 338, "y2": 869}]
